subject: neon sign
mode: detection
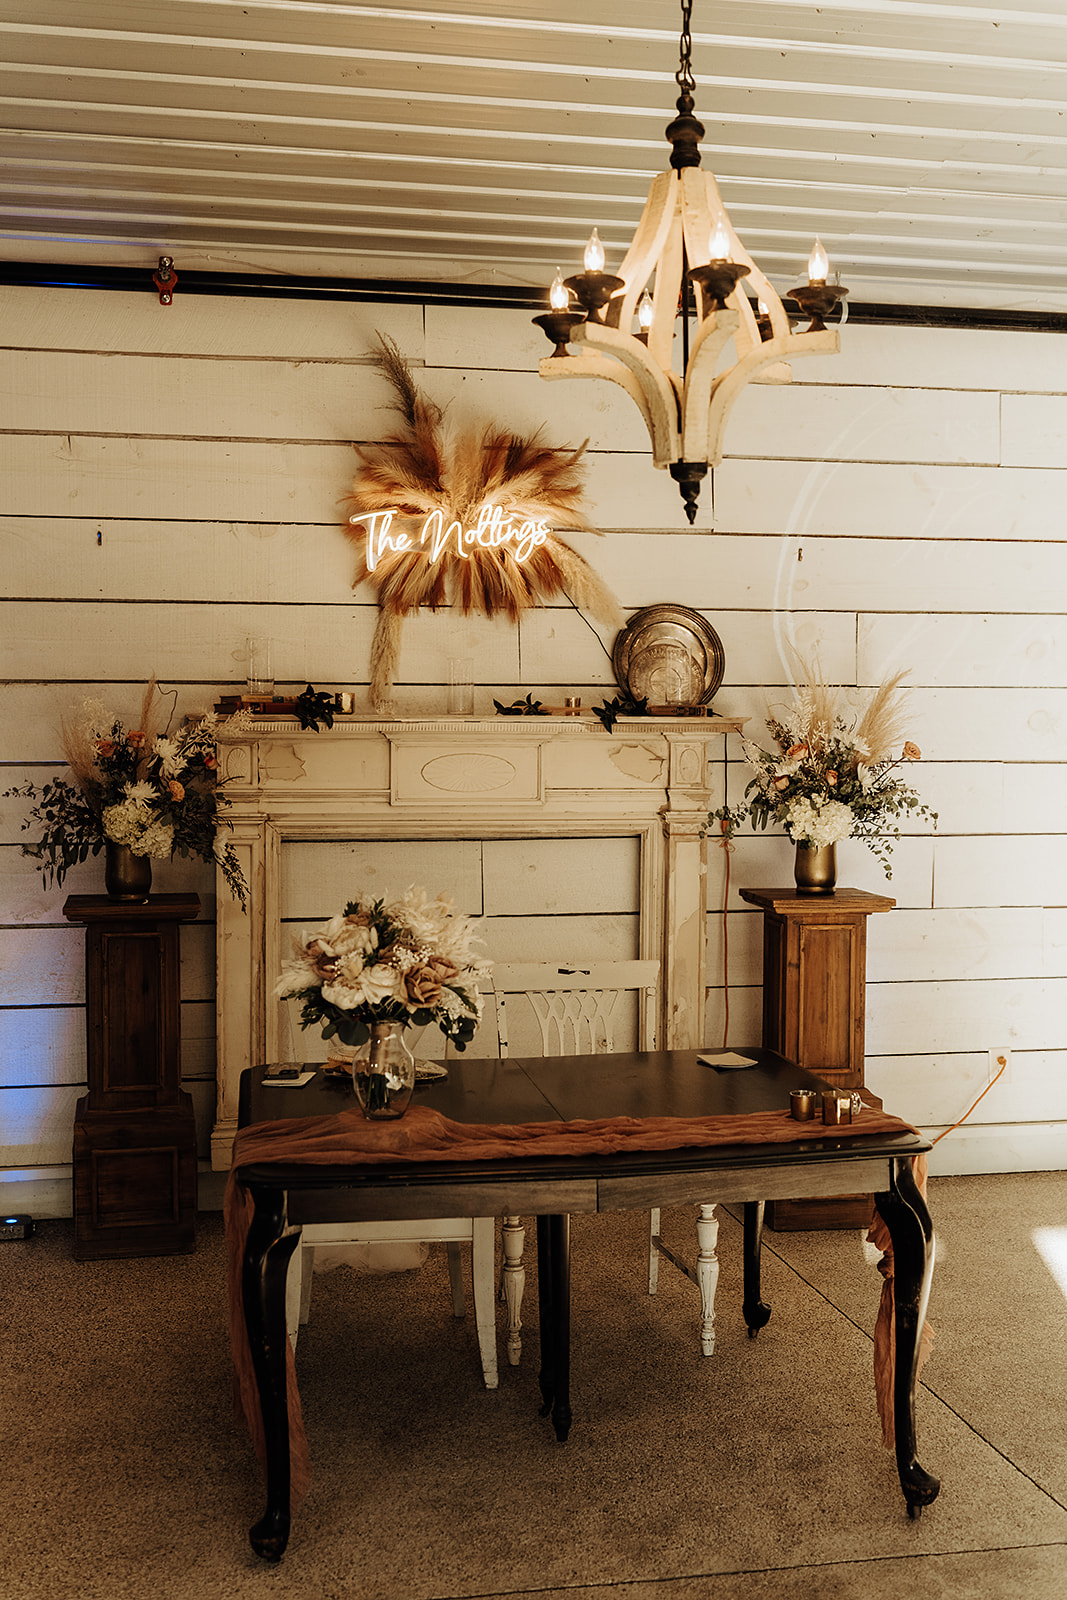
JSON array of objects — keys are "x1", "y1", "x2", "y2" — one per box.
[{"x1": 348, "y1": 505, "x2": 551, "y2": 571}]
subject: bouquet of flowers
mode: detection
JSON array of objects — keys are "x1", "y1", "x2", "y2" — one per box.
[
  {"x1": 711, "y1": 662, "x2": 937, "y2": 877},
  {"x1": 6, "y1": 681, "x2": 249, "y2": 904},
  {"x1": 276, "y1": 888, "x2": 490, "y2": 1052}
]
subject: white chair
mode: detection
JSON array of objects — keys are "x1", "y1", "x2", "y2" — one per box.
[
  {"x1": 488, "y1": 960, "x2": 723, "y2": 1364},
  {"x1": 281, "y1": 1000, "x2": 501, "y2": 1389}
]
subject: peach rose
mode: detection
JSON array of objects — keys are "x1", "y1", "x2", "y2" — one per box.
[
  {"x1": 903, "y1": 742, "x2": 921, "y2": 761},
  {"x1": 428, "y1": 956, "x2": 459, "y2": 984},
  {"x1": 786, "y1": 743, "x2": 808, "y2": 761},
  {"x1": 773, "y1": 775, "x2": 791, "y2": 791},
  {"x1": 826, "y1": 770, "x2": 838, "y2": 786},
  {"x1": 167, "y1": 780, "x2": 185, "y2": 801},
  {"x1": 404, "y1": 964, "x2": 444, "y2": 1007},
  {"x1": 126, "y1": 730, "x2": 146, "y2": 748},
  {"x1": 96, "y1": 739, "x2": 115, "y2": 758},
  {"x1": 304, "y1": 938, "x2": 338, "y2": 980}
]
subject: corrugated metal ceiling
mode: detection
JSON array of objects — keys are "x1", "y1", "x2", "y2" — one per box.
[{"x1": 3, "y1": 0, "x2": 1067, "y2": 310}]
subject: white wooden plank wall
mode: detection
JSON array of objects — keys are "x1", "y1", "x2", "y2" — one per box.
[{"x1": 2, "y1": 285, "x2": 1065, "y2": 1211}]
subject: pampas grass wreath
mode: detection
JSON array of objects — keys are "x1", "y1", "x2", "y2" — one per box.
[{"x1": 344, "y1": 335, "x2": 622, "y2": 711}]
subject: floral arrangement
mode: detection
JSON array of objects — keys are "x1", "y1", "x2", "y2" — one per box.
[
  {"x1": 5, "y1": 681, "x2": 249, "y2": 904},
  {"x1": 711, "y1": 661, "x2": 937, "y2": 877},
  {"x1": 275, "y1": 888, "x2": 490, "y2": 1052}
]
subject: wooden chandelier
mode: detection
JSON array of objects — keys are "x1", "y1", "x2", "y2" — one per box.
[{"x1": 533, "y1": 0, "x2": 846, "y2": 524}]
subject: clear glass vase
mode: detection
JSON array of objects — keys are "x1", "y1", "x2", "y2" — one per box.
[{"x1": 351, "y1": 1022, "x2": 416, "y2": 1120}]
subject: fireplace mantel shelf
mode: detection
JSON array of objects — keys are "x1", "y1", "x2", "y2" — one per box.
[{"x1": 219, "y1": 713, "x2": 745, "y2": 738}]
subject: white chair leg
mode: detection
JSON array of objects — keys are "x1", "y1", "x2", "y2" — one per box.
[
  {"x1": 471, "y1": 1217, "x2": 498, "y2": 1388},
  {"x1": 648, "y1": 1205, "x2": 661, "y2": 1294},
  {"x1": 695, "y1": 1203, "x2": 720, "y2": 1356},
  {"x1": 445, "y1": 1241, "x2": 466, "y2": 1317},
  {"x1": 501, "y1": 1214, "x2": 525, "y2": 1366}
]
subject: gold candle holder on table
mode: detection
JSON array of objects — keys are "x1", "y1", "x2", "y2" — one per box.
[
  {"x1": 789, "y1": 1088, "x2": 818, "y2": 1122},
  {"x1": 821, "y1": 1091, "x2": 853, "y2": 1126}
]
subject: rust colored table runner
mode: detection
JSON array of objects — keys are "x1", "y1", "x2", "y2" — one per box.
[{"x1": 225, "y1": 1101, "x2": 928, "y2": 1510}]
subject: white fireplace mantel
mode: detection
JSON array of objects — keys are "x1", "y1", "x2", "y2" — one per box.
[{"x1": 212, "y1": 713, "x2": 742, "y2": 1168}]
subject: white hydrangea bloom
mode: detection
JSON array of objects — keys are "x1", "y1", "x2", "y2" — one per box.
[{"x1": 784, "y1": 796, "x2": 854, "y2": 848}]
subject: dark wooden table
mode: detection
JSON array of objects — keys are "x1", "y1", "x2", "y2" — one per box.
[{"x1": 235, "y1": 1049, "x2": 938, "y2": 1558}]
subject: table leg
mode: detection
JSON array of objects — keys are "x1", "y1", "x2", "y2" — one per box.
[
  {"x1": 243, "y1": 1185, "x2": 301, "y2": 1561},
  {"x1": 875, "y1": 1157, "x2": 940, "y2": 1518},
  {"x1": 536, "y1": 1214, "x2": 571, "y2": 1442},
  {"x1": 742, "y1": 1201, "x2": 772, "y2": 1337}
]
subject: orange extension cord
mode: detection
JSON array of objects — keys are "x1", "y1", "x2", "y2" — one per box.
[{"x1": 929, "y1": 1054, "x2": 1008, "y2": 1146}]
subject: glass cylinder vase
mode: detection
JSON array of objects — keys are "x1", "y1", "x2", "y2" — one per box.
[
  {"x1": 351, "y1": 1022, "x2": 416, "y2": 1120},
  {"x1": 104, "y1": 841, "x2": 152, "y2": 903},
  {"x1": 793, "y1": 840, "x2": 837, "y2": 895}
]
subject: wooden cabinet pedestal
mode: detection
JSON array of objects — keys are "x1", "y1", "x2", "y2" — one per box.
[
  {"x1": 738, "y1": 886, "x2": 894, "y2": 1231},
  {"x1": 63, "y1": 894, "x2": 200, "y2": 1259}
]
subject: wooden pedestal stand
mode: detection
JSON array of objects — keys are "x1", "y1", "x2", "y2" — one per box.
[
  {"x1": 738, "y1": 886, "x2": 894, "y2": 1231},
  {"x1": 63, "y1": 894, "x2": 200, "y2": 1259}
]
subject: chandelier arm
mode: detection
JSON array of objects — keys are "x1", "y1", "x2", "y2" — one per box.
[
  {"x1": 607, "y1": 170, "x2": 678, "y2": 334},
  {"x1": 648, "y1": 224, "x2": 685, "y2": 371},
  {"x1": 680, "y1": 170, "x2": 794, "y2": 345},
  {"x1": 540, "y1": 348, "x2": 679, "y2": 469},
  {"x1": 683, "y1": 329, "x2": 840, "y2": 466}
]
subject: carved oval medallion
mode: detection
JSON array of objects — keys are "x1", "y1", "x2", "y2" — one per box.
[{"x1": 421, "y1": 753, "x2": 517, "y2": 793}]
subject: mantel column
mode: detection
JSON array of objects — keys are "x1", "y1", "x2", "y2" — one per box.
[{"x1": 660, "y1": 734, "x2": 714, "y2": 1049}]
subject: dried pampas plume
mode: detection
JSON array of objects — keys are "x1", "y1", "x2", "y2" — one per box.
[
  {"x1": 345, "y1": 335, "x2": 621, "y2": 710},
  {"x1": 779, "y1": 646, "x2": 913, "y2": 764}
]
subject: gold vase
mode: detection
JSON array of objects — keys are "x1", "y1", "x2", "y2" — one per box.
[
  {"x1": 793, "y1": 840, "x2": 837, "y2": 895},
  {"x1": 104, "y1": 841, "x2": 152, "y2": 902}
]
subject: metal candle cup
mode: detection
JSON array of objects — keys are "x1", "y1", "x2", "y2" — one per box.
[
  {"x1": 790, "y1": 1088, "x2": 817, "y2": 1121},
  {"x1": 822, "y1": 1092, "x2": 853, "y2": 1126}
]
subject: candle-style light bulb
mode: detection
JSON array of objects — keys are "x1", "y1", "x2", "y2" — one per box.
[
  {"x1": 709, "y1": 217, "x2": 732, "y2": 262},
  {"x1": 584, "y1": 227, "x2": 606, "y2": 273},
  {"x1": 549, "y1": 269, "x2": 569, "y2": 311},
  {"x1": 637, "y1": 287, "x2": 654, "y2": 331},
  {"x1": 808, "y1": 236, "x2": 830, "y2": 283}
]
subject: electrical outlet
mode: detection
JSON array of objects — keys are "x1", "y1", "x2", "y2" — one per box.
[{"x1": 989, "y1": 1049, "x2": 1011, "y2": 1086}]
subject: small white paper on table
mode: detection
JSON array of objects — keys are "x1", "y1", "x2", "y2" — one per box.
[
  {"x1": 260, "y1": 1071, "x2": 316, "y2": 1088},
  {"x1": 697, "y1": 1051, "x2": 757, "y2": 1069}
]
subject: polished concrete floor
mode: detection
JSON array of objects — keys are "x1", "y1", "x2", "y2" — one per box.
[{"x1": 3, "y1": 1172, "x2": 1067, "y2": 1600}]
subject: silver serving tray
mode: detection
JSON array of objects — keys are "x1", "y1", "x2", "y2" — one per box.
[{"x1": 612, "y1": 604, "x2": 725, "y2": 707}]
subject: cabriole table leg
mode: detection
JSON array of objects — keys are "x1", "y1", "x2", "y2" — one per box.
[
  {"x1": 243, "y1": 1185, "x2": 301, "y2": 1561},
  {"x1": 875, "y1": 1157, "x2": 940, "y2": 1518},
  {"x1": 742, "y1": 1201, "x2": 772, "y2": 1337}
]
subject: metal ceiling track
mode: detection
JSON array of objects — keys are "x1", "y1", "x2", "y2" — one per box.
[{"x1": 3, "y1": 261, "x2": 1067, "y2": 334}]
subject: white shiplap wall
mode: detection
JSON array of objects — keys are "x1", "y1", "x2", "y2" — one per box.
[{"x1": 1, "y1": 284, "x2": 1065, "y2": 1212}]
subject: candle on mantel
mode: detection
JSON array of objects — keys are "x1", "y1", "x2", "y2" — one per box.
[{"x1": 549, "y1": 269, "x2": 569, "y2": 311}]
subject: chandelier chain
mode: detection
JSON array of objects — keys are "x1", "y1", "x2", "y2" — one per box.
[{"x1": 676, "y1": 0, "x2": 695, "y2": 98}]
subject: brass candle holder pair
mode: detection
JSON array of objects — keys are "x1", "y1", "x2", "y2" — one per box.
[{"x1": 790, "y1": 1088, "x2": 863, "y2": 1125}]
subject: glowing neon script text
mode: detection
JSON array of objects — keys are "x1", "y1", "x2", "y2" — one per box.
[{"x1": 350, "y1": 506, "x2": 551, "y2": 571}]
